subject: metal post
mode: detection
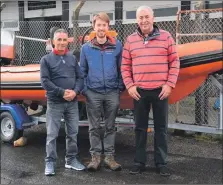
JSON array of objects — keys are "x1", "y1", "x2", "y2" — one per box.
[
  {"x1": 219, "y1": 89, "x2": 223, "y2": 130},
  {"x1": 15, "y1": 35, "x2": 48, "y2": 42},
  {"x1": 194, "y1": 1, "x2": 205, "y2": 126},
  {"x1": 209, "y1": 75, "x2": 223, "y2": 131},
  {"x1": 115, "y1": 1, "x2": 123, "y2": 43},
  {"x1": 72, "y1": 1, "x2": 85, "y2": 51},
  {"x1": 175, "y1": 11, "x2": 181, "y2": 123},
  {"x1": 203, "y1": 80, "x2": 209, "y2": 125},
  {"x1": 0, "y1": 2, "x2": 6, "y2": 12},
  {"x1": 175, "y1": 34, "x2": 180, "y2": 123},
  {"x1": 0, "y1": 3, "x2": 6, "y2": 28}
]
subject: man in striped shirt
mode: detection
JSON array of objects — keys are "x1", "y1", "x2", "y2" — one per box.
[{"x1": 121, "y1": 6, "x2": 180, "y2": 176}]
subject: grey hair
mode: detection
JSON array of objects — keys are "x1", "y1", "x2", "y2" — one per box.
[
  {"x1": 53, "y1": 28, "x2": 68, "y2": 39},
  {"x1": 136, "y1": 6, "x2": 154, "y2": 17}
]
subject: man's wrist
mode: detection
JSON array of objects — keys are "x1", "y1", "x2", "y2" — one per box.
[{"x1": 74, "y1": 89, "x2": 79, "y2": 95}]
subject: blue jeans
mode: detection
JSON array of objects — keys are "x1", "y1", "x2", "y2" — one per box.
[{"x1": 45, "y1": 100, "x2": 79, "y2": 163}]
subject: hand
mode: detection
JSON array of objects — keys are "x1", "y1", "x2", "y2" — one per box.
[
  {"x1": 159, "y1": 84, "x2": 172, "y2": 100},
  {"x1": 128, "y1": 86, "x2": 141, "y2": 101},
  {"x1": 63, "y1": 90, "x2": 70, "y2": 99},
  {"x1": 63, "y1": 89, "x2": 76, "y2": 101}
]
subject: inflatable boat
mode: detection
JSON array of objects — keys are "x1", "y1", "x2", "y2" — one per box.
[{"x1": 0, "y1": 30, "x2": 222, "y2": 109}]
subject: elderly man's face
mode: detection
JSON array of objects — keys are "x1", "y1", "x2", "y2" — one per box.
[
  {"x1": 137, "y1": 9, "x2": 154, "y2": 34},
  {"x1": 53, "y1": 32, "x2": 68, "y2": 51}
]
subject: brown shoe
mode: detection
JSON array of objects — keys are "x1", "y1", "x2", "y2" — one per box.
[
  {"x1": 87, "y1": 155, "x2": 101, "y2": 171},
  {"x1": 104, "y1": 155, "x2": 122, "y2": 171}
]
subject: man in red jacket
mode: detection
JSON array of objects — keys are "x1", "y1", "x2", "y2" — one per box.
[{"x1": 121, "y1": 6, "x2": 180, "y2": 176}]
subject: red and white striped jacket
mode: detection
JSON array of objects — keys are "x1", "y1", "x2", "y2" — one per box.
[{"x1": 121, "y1": 25, "x2": 180, "y2": 90}]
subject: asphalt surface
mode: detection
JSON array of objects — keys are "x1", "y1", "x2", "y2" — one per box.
[{"x1": 1, "y1": 125, "x2": 222, "y2": 184}]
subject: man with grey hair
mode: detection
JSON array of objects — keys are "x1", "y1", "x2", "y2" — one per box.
[
  {"x1": 40, "y1": 28, "x2": 85, "y2": 176},
  {"x1": 136, "y1": 5, "x2": 154, "y2": 16},
  {"x1": 121, "y1": 6, "x2": 180, "y2": 176}
]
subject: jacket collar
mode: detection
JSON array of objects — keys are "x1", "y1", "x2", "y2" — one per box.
[
  {"x1": 137, "y1": 24, "x2": 160, "y2": 39},
  {"x1": 53, "y1": 48, "x2": 69, "y2": 55},
  {"x1": 90, "y1": 33, "x2": 116, "y2": 49}
]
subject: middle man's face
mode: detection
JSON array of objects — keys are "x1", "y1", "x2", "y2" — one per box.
[{"x1": 94, "y1": 18, "x2": 109, "y2": 39}]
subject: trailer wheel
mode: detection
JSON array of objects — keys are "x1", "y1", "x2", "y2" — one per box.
[{"x1": 1, "y1": 112, "x2": 22, "y2": 143}]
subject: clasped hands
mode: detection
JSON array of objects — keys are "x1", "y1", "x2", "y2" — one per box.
[
  {"x1": 128, "y1": 84, "x2": 172, "y2": 101},
  {"x1": 63, "y1": 89, "x2": 76, "y2": 101}
]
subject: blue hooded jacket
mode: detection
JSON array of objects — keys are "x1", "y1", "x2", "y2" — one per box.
[{"x1": 80, "y1": 36, "x2": 125, "y2": 94}]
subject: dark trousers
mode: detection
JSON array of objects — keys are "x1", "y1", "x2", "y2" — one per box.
[
  {"x1": 85, "y1": 89, "x2": 120, "y2": 155},
  {"x1": 134, "y1": 87, "x2": 168, "y2": 168}
]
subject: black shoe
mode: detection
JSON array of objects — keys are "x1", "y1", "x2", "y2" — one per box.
[
  {"x1": 129, "y1": 164, "x2": 146, "y2": 175},
  {"x1": 156, "y1": 166, "x2": 171, "y2": 177}
]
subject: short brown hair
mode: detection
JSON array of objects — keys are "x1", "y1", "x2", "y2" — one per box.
[{"x1": 92, "y1": 12, "x2": 110, "y2": 27}]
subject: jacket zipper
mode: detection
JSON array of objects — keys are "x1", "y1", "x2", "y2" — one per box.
[
  {"x1": 101, "y1": 51, "x2": 106, "y2": 93},
  {"x1": 144, "y1": 33, "x2": 160, "y2": 47}
]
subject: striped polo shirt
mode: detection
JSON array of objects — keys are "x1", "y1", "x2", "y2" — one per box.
[{"x1": 121, "y1": 25, "x2": 180, "y2": 90}]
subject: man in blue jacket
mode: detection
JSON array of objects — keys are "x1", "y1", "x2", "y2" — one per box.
[
  {"x1": 80, "y1": 12, "x2": 125, "y2": 171},
  {"x1": 40, "y1": 28, "x2": 85, "y2": 176}
]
